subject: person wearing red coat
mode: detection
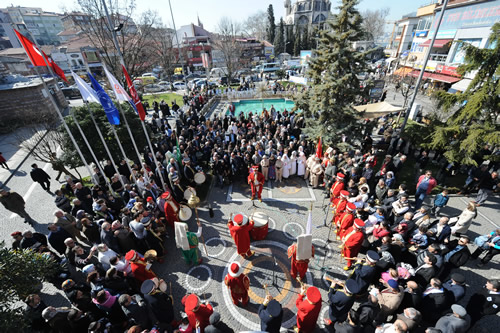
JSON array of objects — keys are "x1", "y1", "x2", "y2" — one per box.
[
  {"x1": 125, "y1": 250, "x2": 156, "y2": 283},
  {"x1": 330, "y1": 173, "x2": 345, "y2": 203},
  {"x1": 288, "y1": 243, "x2": 315, "y2": 281},
  {"x1": 183, "y1": 294, "x2": 213, "y2": 333},
  {"x1": 224, "y1": 262, "x2": 250, "y2": 306},
  {"x1": 248, "y1": 165, "x2": 265, "y2": 201},
  {"x1": 228, "y1": 213, "x2": 255, "y2": 258},
  {"x1": 341, "y1": 219, "x2": 365, "y2": 271},
  {"x1": 295, "y1": 285, "x2": 322, "y2": 333},
  {"x1": 335, "y1": 203, "x2": 356, "y2": 239},
  {"x1": 162, "y1": 191, "x2": 180, "y2": 229},
  {"x1": 331, "y1": 190, "x2": 349, "y2": 217}
]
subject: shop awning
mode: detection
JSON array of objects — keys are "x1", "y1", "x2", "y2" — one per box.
[
  {"x1": 393, "y1": 67, "x2": 413, "y2": 76},
  {"x1": 353, "y1": 102, "x2": 404, "y2": 119},
  {"x1": 430, "y1": 73, "x2": 461, "y2": 84},
  {"x1": 419, "y1": 39, "x2": 453, "y2": 48},
  {"x1": 408, "y1": 70, "x2": 460, "y2": 84},
  {"x1": 450, "y1": 78, "x2": 473, "y2": 92}
]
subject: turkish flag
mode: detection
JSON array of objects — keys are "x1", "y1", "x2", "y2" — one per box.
[
  {"x1": 316, "y1": 137, "x2": 323, "y2": 158},
  {"x1": 14, "y1": 29, "x2": 47, "y2": 67},
  {"x1": 45, "y1": 53, "x2": 68, "y2": 83},
  {"x1": 122, "y1": 64, "x2": 146, "y2": 121}
]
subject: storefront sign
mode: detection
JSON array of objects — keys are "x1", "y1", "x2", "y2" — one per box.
[
  {"x1": 436, "y1": 64, "x2": 460, "y2": 77},
  {"x1": 429, "y1": 0, "x2": 500, "y2": 38},
  {"x1": 415, "y1": 30, "x2": 429, "y2": 37}
]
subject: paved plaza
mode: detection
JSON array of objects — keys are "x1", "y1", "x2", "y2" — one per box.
[{"x1": 1, "y1": 128, "x2": 500, "y2": 332}]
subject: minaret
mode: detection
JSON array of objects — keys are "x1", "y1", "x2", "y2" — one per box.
[{"x1": 285, "y1": 0, "x2": 291, "y2": 16}]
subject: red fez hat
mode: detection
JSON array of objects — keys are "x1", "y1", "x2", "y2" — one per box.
[
  {"x1": 11, "y1": 231, "x2": 22, "y2": 237},
  {"x1": 354, "y1": 219, "x2": 365, "y2": 228},
  {"x1": 185, "y1": 294, "x2": 200, "y2": 311},
  {"x1": 346, "y1": 202, "x2": 356, "y2": 211},
  {"x1": 252, "y1": 165, "x2": 259, "y2": 170},
  {"x1": 125, "y1": 250, "x2": 137, "y2": 261},
  {"x1": 306, "y1": 286, "x2": 321, "y2": 304},
  {"x1": 233, "y1": 213, "x2": 248, "y2": 225},
  {"x1": 147, "y1": 197, "x2": 153, "y2": 202},
  {"x1": 340, "y1": 190, "x2": 349, "y2": 198},
  {"x1": 228, "y1": 262, "x2": 242, "y2": 277},
  {"x1": 336, "y1": 173, "x2": 345, "y2": 179}
]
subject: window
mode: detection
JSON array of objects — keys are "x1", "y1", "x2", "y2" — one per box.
[{"x1": 416, "y1": 16, "x2": 432, "y2": 31}]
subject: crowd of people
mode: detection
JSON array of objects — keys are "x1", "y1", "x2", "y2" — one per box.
[{"x1": 1, "y1": 82, "x2": 499, "y2": 333}]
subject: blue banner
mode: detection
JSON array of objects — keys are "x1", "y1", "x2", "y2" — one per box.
[{"x1": 87, "y1": 72, "x2": 121, "y2": 125}]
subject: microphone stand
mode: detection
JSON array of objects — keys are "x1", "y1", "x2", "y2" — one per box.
[{"x1": 272, "y1": 256, "x2": 280, "y2": 292}]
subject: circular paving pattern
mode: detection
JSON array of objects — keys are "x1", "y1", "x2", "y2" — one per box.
[
  {"x1": 222, "y1": 240, "x2": 314, "y2": 330},
  {"x1": 185, "y1": 264, "x2": 212, "y2": 293},
  {"x1": 282, "y1": 222, "x2": 305, "y2": 240},
  {"x1": 204, "y1": 237, "x2": 227, "y2": 258}
]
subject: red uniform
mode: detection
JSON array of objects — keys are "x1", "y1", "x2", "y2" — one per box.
[
  {"x1": 342, "y1": 226, "x2": 365, "y2": 268},
  {"x1": 296, "y1": 289, "x2": 322, "y2": 333},
  {"x1": 330, "y1": 180, "x2": 345, "y2": 202},
  {"x1": 248, "y1": 169, "x2": 265, "y2": 200},
  {"x1": 336, "y1": 212, "x2": 355, "y2": 238},
  {"x1": 164, "y1": 198, "x2": 180, "y2": 228},
  {"x1": 130, "y1": 260, "x2": 156, "y2": 283},
  {"x1": 224, "y1": 271, "x2": 250, "y2": 305},
  {"x1": 185, "y1": 303, "x2": 213, "y2": 333},
  {"x1": 228, "y1": 217, "x2": 254, "y2": 257},
  {"x1": 331, "y1": 197, "x2": 347, "y2": 216},
  {"x1": 288, "y1": 243, "x2": 315, "y2": 281}
]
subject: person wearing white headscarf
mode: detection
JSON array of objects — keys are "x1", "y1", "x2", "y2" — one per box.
[
  {"x1": 290, "y1": 151, "x2": 298, "y2": 176},
  {"x1": 282, "y1": 153, "x2": 291, "y2": 179},
  {"x1": 297, "y1": 151, "x2": 306, "y2": 176}
]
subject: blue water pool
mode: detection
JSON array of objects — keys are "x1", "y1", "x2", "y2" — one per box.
[{"x1": 229, "y1": 98, "x2": 297, "y2": 117}]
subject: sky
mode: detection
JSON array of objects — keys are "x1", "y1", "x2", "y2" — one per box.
[{"x1": 1, "y1": 0, "x2": 432, "y2": 32}]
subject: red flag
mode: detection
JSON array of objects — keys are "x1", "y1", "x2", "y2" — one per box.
[
  {"x1": 14, "y1": 29, "x2": 47, "y2": 67},
  {"x1": 122, "y1": 64, "x2": 146, "y2": 121},
  {"x1": 316, "y1": 137, "x2": 323, "y2": 158},
  {"x1": 45, "y1": 53, "x2": 68, "y2": 83}
]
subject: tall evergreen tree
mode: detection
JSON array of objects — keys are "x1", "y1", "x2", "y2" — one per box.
[
  {"x1": 285, "y1": 25, "x2": 294, "y2": 54},
  {"x1": 266, "y1": 4, "x2": 276, "y2": 43},
  {"x1": 274, "y1": 18, "x2": 285, "y2": 55},
  {"x1": 293, "y1": 27, "x2": 301, "y2": 56},
  {"x1": 294, "y1": 0, "x2": 371, "y2": 145},
  {"x1": 301, "y1": 27, "x2": 310, "y2": 50},
  {"x1": 428, "y1": 23, "x2": 500, "y2": 166}
]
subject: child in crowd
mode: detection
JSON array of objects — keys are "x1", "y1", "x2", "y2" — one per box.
[{"x1": 431, "y1": 189, "x2": 449, "y2": 217}]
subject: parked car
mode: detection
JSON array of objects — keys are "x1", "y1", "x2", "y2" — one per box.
[
  {"x1": 173, "y1": 81, "x2": 187, "y2": 90},
  {"x1": 158, "y1": 81, "x2": 173, "y2": 90},
  {"x1": 187, "y1": 78, "x2": 203, "y2": 89},
  {"x1": 61, "y1": 86, "x2": 81, "y2": 99},
  {"x1": 218, "y1": 76, "x2": 240, "y2": 86},
  {"x1": 185, "y1": 73, "x2": 201, "y2": 80},
  {"x1": 144, "y1": 84, "x2": 163, "y2": 93},
  {"x1": 195, "y1": 79, "x2": 217, "y2": 88},
  {"x1": 172, "y1": 74, "x2": 184, "y2": 81},
  {"x1": 142, "y1": 72, "x2": 159, "y2": 79}
]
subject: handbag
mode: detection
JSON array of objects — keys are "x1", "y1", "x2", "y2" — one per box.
[{"x1": 474, "y1": 234, "x2": 491, "y2": 250}]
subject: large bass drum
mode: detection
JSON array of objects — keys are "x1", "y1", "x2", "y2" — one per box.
[
  {"x1": 194, "y1": 172, "x2": 206, "y2": 185},
  {"x1": 179, "y1": 204, "x2": 192, "y2": 221},
  {"x1": 184, "y1": 186, "x2": 197, "y2": 201},
  {"x1": 250, "y1": 211, "x2": 269, "y2": 240}
]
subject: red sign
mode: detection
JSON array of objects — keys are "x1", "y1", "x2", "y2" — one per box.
[{"x1": 436, "y1": 64, "x2": 460, "y2": 77}]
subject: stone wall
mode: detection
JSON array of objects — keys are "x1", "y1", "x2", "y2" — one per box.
[{"x1": 0, "y1": 79, "x2": 69, "y2": 133}]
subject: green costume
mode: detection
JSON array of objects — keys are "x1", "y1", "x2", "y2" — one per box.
[{"x1": 182, "y1": 231, "x2": 200, "y2": 265}]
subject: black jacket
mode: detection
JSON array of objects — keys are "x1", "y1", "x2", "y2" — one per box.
[
  {"x1": 258, "y1": 303, "x2": 283, "y2": 333},
  {"x1": 30, "y1": 167, "x2": 50, "y2": 182},
  {"x1": 143, "y1": 292, "x2": 174, "y2": 325},
  {"x1": 466, "y1": 288, "x2": 500, "y2": 323},
  {"x1": 421, "y1": 290, "x2": 453, "y2": 324},
  {"x1": 442, "y1": 240, "x2": 471, "y2": 267}
]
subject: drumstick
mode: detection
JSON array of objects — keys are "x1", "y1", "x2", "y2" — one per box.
[{"x1": 169, "y1": 282, "x2": 173, "y2": 305}]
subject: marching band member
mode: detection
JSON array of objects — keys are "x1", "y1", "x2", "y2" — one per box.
[
  {"x1": 259, "y1": 296, "x2": 283, "y2": 332},
  {"x1": 224, "y1": 262, "x2": 250, "y2": 306},
  {"x1": 171, "y1": 175, "x2": 185, "y2": 203},
  {"x1": 288, "y1": 236, "x2": 315, "y2": 282},
  {"x1": 348, "y1": 250, "x2": 380, "y2": 294},
  {"x1": 331, "y1": 190, "x2": 350, "y2": 218},
  {"x1": 162, "y1": 191, "x2": 180, "y2": 229},
  {"x1": 125, "y1": 250, "x2": 156, "y2": 283},
  {"x1": 330, "y1": 173, "x2": 346, "y2": 203},
  {"x1": 324, "y1": 279, "x2": 360, "y2": 326},
  {"x1": 228, "y1": 213, "x2": 255, "y2": 258},
  {"x1": 336, "y1": 202, "x2": 356, "y2": 239},
  {"x1": 175, "y1": 221, "x2": 203, "y2": 266},
  {"x1": 341, "y1": 219, "x2": 366, "y2": 271},
  {"x1": 248, "y1": 165, "x2": 265, "y2": 201},
  {"x1": 183, "y1": 294, "x2": 213, "y2": 333},
  {"x1": 140, "y1": 278, "x2": 175, "y2": 328},
  {"x1": 295, "y1": 285, "x2": 322, "y2": 333}
]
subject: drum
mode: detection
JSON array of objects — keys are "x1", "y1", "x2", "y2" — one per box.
[
  {"x1": 194, "y1": 172, "x2": 206, "y2": 184},
  {"x1": 184, "y1": 186, "x2": 197, "y2": 201},
  {"x1": 179, "y1": 204, "x2": 192, "y2": 221},
  {"x1": 250, "y1": 211, "x2": 269, "y2": 240}
]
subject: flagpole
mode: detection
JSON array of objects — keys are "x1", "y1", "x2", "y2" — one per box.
[
  {"x1": 71, "y1": 109, "x2": 114, "y2": 194},
  {"x1": 86, "y1": 104, "x2": 128, "y2": 187},
  {"x1": 101, "y1": 0, "x2": 167, "y2": 191},
  {"x1": 12, "y1": 27, "x2": 93, "y2": 178}
]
